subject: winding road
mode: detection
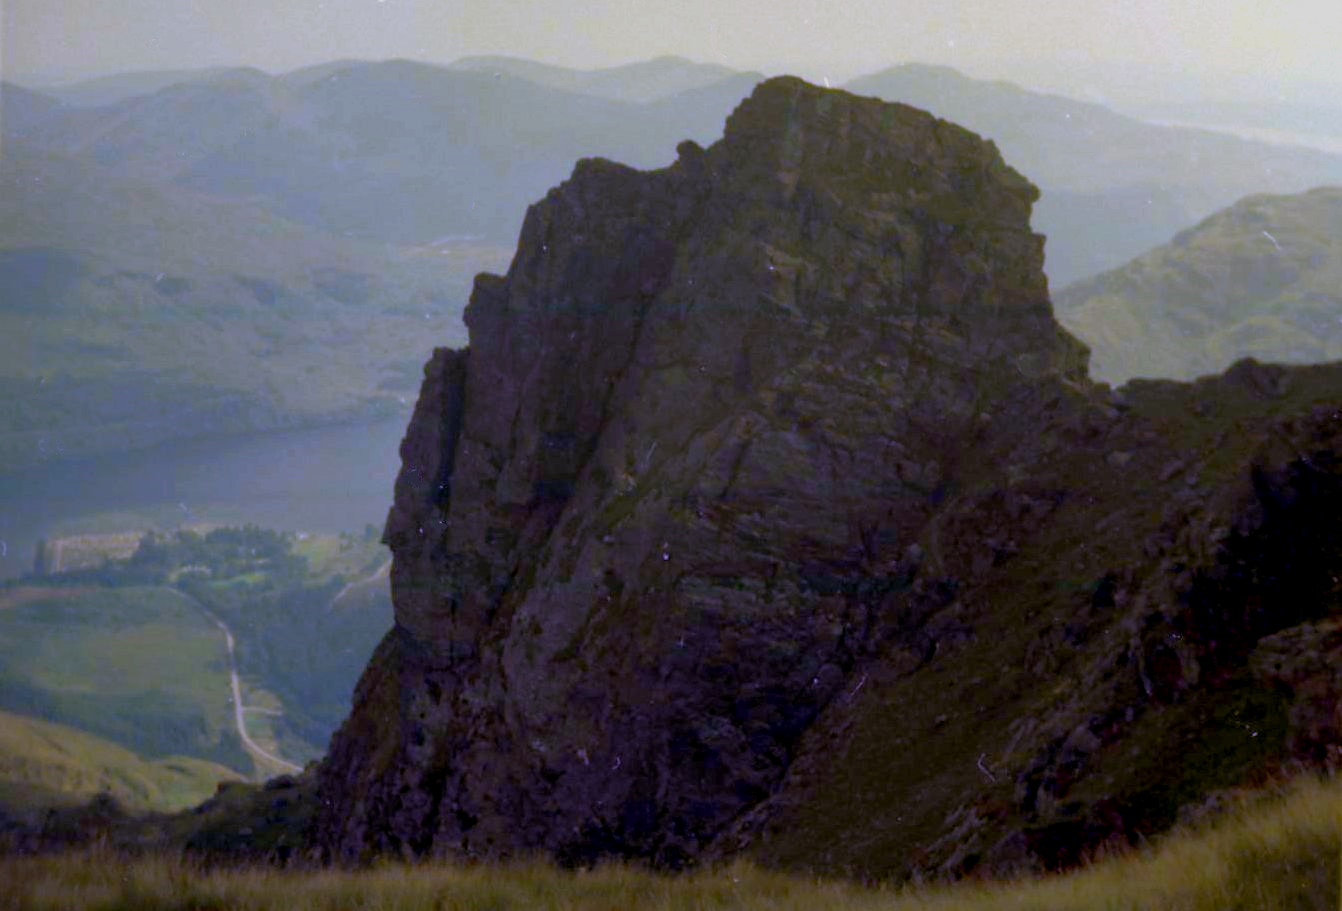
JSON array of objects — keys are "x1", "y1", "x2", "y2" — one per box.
[
  {"x1": 197, "y1": 604, "x2": 303, "y2": 775},
  {"x1": 186, "y1": 555, "x2": 391, "y2": 778}
]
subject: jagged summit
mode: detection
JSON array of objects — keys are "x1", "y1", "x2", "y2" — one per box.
[
  {"x1": 490, "y1": 74, "x2": 1086, "y2": 370},
  {"x1": 311, "y1": 77, "x2": 1342, "y2": 879}
]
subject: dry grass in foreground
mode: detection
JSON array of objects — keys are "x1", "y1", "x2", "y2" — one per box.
[{"x1": 3, "y1": 773, "x2": 1339, "y2": 910}]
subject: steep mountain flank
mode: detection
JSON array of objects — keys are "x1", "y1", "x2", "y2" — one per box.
[
  {"x1": 738, "y1": 359, "x2": 1342, "y2": 877},
  {"x1": 1056, "y1": 186, "x2": 1342, "y2": 385},
  {"x1": 313, "y1": 77, "x2": 1342, "y2": 878}
]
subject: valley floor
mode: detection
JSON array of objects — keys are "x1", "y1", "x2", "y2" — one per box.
[
  {"x1": 4, "y1": 772, "x2": 1338, "y2": 910},
  {"x1": 0, "y1": 525, "x2": 393, "y2": 810}
]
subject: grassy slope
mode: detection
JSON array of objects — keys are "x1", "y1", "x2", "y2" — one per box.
[
  {"x1": 0, "y1": 709, "x2": 239, "y2": 813},
  {"x1": 0, "y1": 585, "x2": 249, "y2": 771},
  {"x1": 5, "y1": 773, "x2": 1339, "y2": 909},
  {"x1": 1055, "y1": 186, "x2": 1342, "y2": 385}
]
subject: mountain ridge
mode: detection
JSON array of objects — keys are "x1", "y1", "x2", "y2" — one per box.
[
  {"x1": 447, "y1": 54, "x2": 748, "y2": 103},
  {"x1": 1056, "y1": 185, "x2": 1342, "y2": 384}
]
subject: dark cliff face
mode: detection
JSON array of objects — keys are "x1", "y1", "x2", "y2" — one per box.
[{"x1": 311, "y1": 77, "x2": 1342, "y2": 877}]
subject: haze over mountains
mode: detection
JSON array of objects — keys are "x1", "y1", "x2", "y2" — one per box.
[
  {"x1": 1124, "y1": 97, "x2": 1342, "y2": 153},
  {"x1": 30, "y1": 67, "x2": 266, "y2": 110},
  {"x1": 7, "y1": 59, "x2": 754, "y2": 242},
  {"x1": 845, "y1": 65, "x2": 1342, "y2": 283},
  {"x1": 16, "y1": 56, "x2": 1342, "y2": 262},
  {"x1": 0, "y1": 134, "x2": 483, "y2": 470},
  {"x1": 4, "y1": 55, "x2": 1342, "y2": 473},
  {"x1": 446, "y1": 55, "x2": 750, "y2": 103}
]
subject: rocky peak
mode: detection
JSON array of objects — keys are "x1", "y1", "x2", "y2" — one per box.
[{"x1": 310, "y1": 77, "x2": 1342, "y2": 879}]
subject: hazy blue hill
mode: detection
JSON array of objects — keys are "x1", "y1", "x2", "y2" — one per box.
[
  {"x1": 0, "y1": 56, "x2": 761, "y2": 468},
  {"x1": 1055, "y1": 186, "x2": 1342, "y2": 384},
  {"x1": 845, "y1": 64, "x2": 1342, "y2": 284},
  {"x1": 171, "y1": 59, "x2": 744, "y2": 243},
  {"x1": 20, "y1": 60, "x2": 1342, "y2": 288},
  {"x1": 33, "y1": 57, "x2": 1340, "y2": 467},
  {"x1": 176, "y1": 60, "x2": 655, "y2": 242},
  {"x1": 0, "y1": 82, "x2": 66, "y2": 139},
  {"x1": 0, "y1": 137, "x2": 499, "y2": 470},
  {"x1": 19, "y1": 72, "x2": 282, "y2": 183},
  {"x1": 447, "y1": 53, "x2": 743, "y2": 102},
  {"x1": 34, "y1": 66, "x2": 265, "y2": 108},
  {"x1": 642, "y1": 71, "x2": 766, "y2": 127},
  {"x1": 1129, "y1": 98, "x2": 1342, "y2": 144},
  {"x1": 275, "y1": 58, "x2": 374, "y2": 88},
  {"x1": 14, "y1": 59, "x2": 756, "y2": 247}
]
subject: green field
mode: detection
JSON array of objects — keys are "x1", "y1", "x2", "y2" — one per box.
[
  {"x1": 0, "y1": 709, "x2": 240, "y2": 813},
  {"x1": 0, "y1": 585, "x2": 248, "y2": 770},
  {"x1": 5, "y1": 772, "x2": 1339, "y2": 910}
]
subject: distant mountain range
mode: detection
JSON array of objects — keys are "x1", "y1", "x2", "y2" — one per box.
[
  {"x1": 0, "y1": 132, "x2": 496, "y2": 470},
  {"x1": 9, "y1": 60, "x2": 752, "y2": 243},
  {"x1": 19, "y1": 58, "x2": 1342, "y2": 267},
  {"x1": 845, "y1": 65, "x2": 1342, "y2": 285},
  {"x1": 5, "y1": 55, "x2": 1342, "y2": 469},
  {"x1": 1126, "y1": 98, "x2": 1342, "y2": 145},
  {"x1": 32, "y1": 66, "x2": 264, "y2": 108},
  {"x1": 447, "y1": 54, "x2": 748, "y2": 103},
  {"x1": 0, "y1": 59, "x2": 763, "y2": 469},
  {"x1": 1056, "y1": 186, "x2": 1342, "y2": 385}
]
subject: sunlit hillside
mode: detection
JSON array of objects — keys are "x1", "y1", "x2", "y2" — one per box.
[
  {"x1": 1056, "y1": 186, "x2": 1342, "y2": 385},
  {"x1": 0, "y1": 710, "x2": 240, "y2": 814}
]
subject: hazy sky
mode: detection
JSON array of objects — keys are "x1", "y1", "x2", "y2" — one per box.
[{"x1": 4, "y1": 0, "x2": 1340, "y2": 103}]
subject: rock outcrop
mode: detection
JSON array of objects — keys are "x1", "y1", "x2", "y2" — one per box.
[{"x1": 311, "y1": 77, "x2": 1342, "y2": 878}]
